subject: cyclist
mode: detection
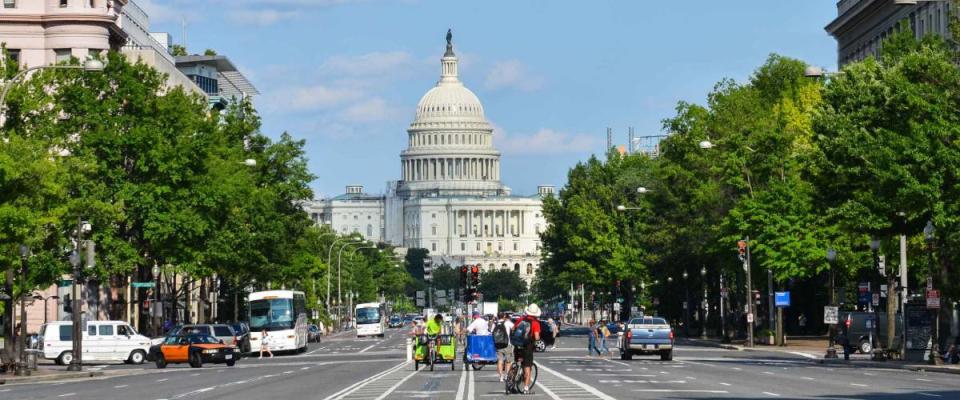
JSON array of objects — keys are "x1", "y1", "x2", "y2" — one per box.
[
  {"x1": 424, "y1": 314, "x2": 443, "y2": 361},
  {"x1": 512, "y1": 304, "x2": 542, "y2": 394},
  {"x1": 467, "y1": 311, "x2": 490, "y2": 335},
  {"x1": 494, "y1": 312, "x2": 514, "y2": 382}
]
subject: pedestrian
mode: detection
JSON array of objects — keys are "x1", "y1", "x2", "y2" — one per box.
[
  {"x1": 798, "y1": 313, "x2": 807, "y2": 335},
  {"x1": 836, "y1": 328, "x2": 850, "y2": 361},
  {"x1": 547, "y1": 318, "x2": 558, "y2": 349},
  {"x1": 493, "y1": 312, "x2": 514, "y2": 382},
  {"x1": 587, "y1": 319, "x2": 602, "y2": 358},
  {"x1": 598, "y1": 319, "x2": 612, "y2": 357},
  {"x1": 259, "y1": 329, "x2": 274, "y2": 359}
]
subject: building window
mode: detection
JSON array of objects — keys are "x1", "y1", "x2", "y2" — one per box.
[
  {"x1": 367, "y1": 215, "x2": 372, "y2": 220},
  {"x1": 4, "y1": 48, "x2": 20, "y2": 66},
  {"x1": 526, "y1": 263, "x2": 533, "y2": 275},
  {"x1": 366, "y1": 224, "x2": 373, "y2": 237},
  {"x1": 432, "y1": 213, "x2": 436, "y2": 219},
  {"x1": 513, "y1": 242, "x2": 518, "y2": 251},
  {"x1": 461, "y1": 242, "x2": 466, "y2": 251},
  {"x1": 514, "y1": 263, "x2": 520, "y2": 273},
  {"x1": 3, "y1": 0, "x2": 15, "y2": 9},
  {"x1": 497, "y1": 243, "x2": 502, "y2": 251},
  {"x1": 190, "y1": 75, "x2": 219, "y2": 95},
  {"x1": 476, "y1": 243, "x2": 481, "y2": 251},
  {"x1": 502, "y1": 263, "x2": 508, "y2": 270},
  {"x1": 55, "y1": 49, "x2": 72, "y2": 63},
  {"x1": 431, "y1": 226, "x2": 437, "y2": 235},
  {"x1": 431, "y1": 243, "x2": 437, "y2": 251},
  {"x1": 60, "y1": 0, "x2": 67, "y2": 7},
  {"x1": 354, "y1": 215, "x2": 358, "y2": 220}
]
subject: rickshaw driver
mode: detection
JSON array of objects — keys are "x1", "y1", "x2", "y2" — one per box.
[{"x1": 424, "y1": 314, "x2": 444, "y2": 359}]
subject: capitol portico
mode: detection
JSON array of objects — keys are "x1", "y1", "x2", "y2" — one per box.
[{"x1": 306, "y1": 31, "x2": 550, "y2": 282}]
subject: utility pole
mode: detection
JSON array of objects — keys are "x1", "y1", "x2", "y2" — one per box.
[
  {"x1": 899, "y1": 233, "x2": 908, "y2": 360},
  {"x1": 768, "y1": 269, "x2": 774, "y2": 334},
  {"x1": 739, "y1": 238, "x2": 754, "y2": 347}
]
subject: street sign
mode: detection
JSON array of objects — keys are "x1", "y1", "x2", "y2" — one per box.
[
  {"x1": 872, "y1": 293, "x2": 880, "y2": 306},
  {"x1": 720, "y1": 287, "x2": 728, "y2": 297},
  {"x1": 775, "y1": 291, "x2": 790, "y2": 307},
  {"x1": 824, "y1": 306, "x2": 839, "y2": 324},
  {"x1": 59, "y1": 279, "x2": 73, "y2": 287},
  {"x1": 878, "y1": 255, "x2": 885, "y2": 276},
  {"x1": 131, "y1": 281, "x2": 155, "y2": 288},
  {"x1": 858, "y1": 282, "x2": 871, "y2": 305},
  {"x1": 926, "y1": 290, "x2": 940, "y2": 309},
  {"x1": 880, "y1": 284, "x2": 888, "y2": 297},
  {"x1": 682, "y1": 301, "x2": 688, "y2": 310},
  {"x1": 747, "y1": 313, "x2": 754, "y2": 323},
  {"x1": 416, "y1": 290, "x2": 425, "y2": 300},
  {"x1": 613, "y1": 303, "x2": 621, "y2": 312},
  {"x1": 416, "y1": 298, "x2": 425, "y2": 307},
  {"x1": 927, "y1": 277, "x2": 933, "y2": 291}
]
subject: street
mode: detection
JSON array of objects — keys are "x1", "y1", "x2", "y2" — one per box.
[{"x1": 2, "y1": 326, "x2": 958, "y2": 399}]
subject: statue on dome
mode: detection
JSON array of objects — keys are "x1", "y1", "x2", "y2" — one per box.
[{"x1": 446, "y1": 29, "x2": 452, "y2": 46}]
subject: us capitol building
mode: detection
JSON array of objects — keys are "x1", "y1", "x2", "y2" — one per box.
[{"x1": 305, "y1": 32, "x2": 552, "y2": 283}]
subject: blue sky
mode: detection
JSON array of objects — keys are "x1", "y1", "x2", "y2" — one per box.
[{"x1": 141, "y1": 0, "x2": 838, "y2": 198}]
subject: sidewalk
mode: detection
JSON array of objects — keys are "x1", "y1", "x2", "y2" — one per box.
[
  {"x1": 687, "y1": 336, "x2": 960, "y2": 375},
  {"x1": 0, "y1": 368, "x2": 104, "y2": 385}
]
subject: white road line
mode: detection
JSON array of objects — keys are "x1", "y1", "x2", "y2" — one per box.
[
  {"x1": 634, "y1": 389, "x2": 729, "y2": 394},
  {"x1": 762, "y1": 392, "x2": 781, "y2": 397},
  {"x1": 536, "y1": 379, "x2": 564, "y2": 400},
  {"x1": 114, "y1": 385, "x2": 129, "y2": 388},
  {"x1": 763, "y1": 371, "x2": 774, "y2": 375},
  {"x1": 455, "y1": 363, "x2": 467, "y2": 400},
  {"x1": 719, "y1": 382, "x2": 731, "y2": 386},
  {"x1": 787, "y1": 351, "x2": 818, "y2": 359},
  {"x1": 467, "y1": 366, "x2": 476, "y2": 400},
  {"x1": 604, "y1": 359, "x2": 631, "y2": 368},
  {"x1": 156, "y1": 378, "x2": 168, "y2": 382},
  {"x1": 917, "y1": 378, "x2": 933, "y2": 382},
  {"x1": 917, "y1": 393, "x2": 943, "y2": 397},
  {"x1": 58, "y1": 393, "x2": 76, "y2": 397},
  {"x1": 301, "y1": 366, "x2": 310, "y2": 370},
  {"x1": 850, "y1": 383, "x2": 868, "y2": 387},
  {"x1": 536, "y1": 362, "x2": 618, "y2": 400},
  {"x1": 801, "y1": 376, "x2": 815, "y2": 380},
  {"x1": 373, "y1": 368, "x2": 420, "y2": 400},
  {"x1": 358, "y1": 343, "x2": 378, "y2": 353},
  {"x1": 322, "y1": 361, "x2": 407, "y2": 400}
]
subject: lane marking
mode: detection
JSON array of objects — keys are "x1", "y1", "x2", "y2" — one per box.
[
  {"x1": 114, "y1": 385, "x2": 129, "y2": 388},
  {"x1": 850, "y1": 383, "x2": 868, "y2": 387},
  {"x1": 787, "y1": 351, "x2": 818, "y2": 359},
  {"x1": 455, "y1": 363, "x2": 467, "y2": 400},
  {"x1": 719, "y1": 382, "x2": 731, "y2": 386},
  {"x1": 156, "y1": 378, "x2": 169, "y2": 382},
  {"x1": 58, "y1": 394, "x2": 76, "y2": 397},
  {"x1": 358, "y1": 343, "x2": 378, "y2": 353},
  {"x1": 917, "y1": 378, "x2": 933, "y2": 382},
  {"x1": 322, "y1": 361, "x2": 407, "y2": 400},
  {"x1": 467, "y1": 366, "x2": 476, "y2": 400},
  {"x1": 536, "y1": 379, "x2": 564, "y2": 400},
  {"x1": 536, "y1": 362, "x2": 617, "y2": 400},
  {"x1": 917, "y1": 393, "x2": 943, "y2": 397},
  {"x1": 373, "y1": 367, "x2": 420, "y2": 400},
  {"x1": 634, "y1": 389, "x2": 729, "y2": 394},
  {"x1": 762, "y1": 392, "x2": 781, "y2": 397}
]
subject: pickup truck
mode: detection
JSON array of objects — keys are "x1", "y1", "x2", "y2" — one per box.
[{"x1": 619, "y1": 316, "x2": 674, "y2": 361}]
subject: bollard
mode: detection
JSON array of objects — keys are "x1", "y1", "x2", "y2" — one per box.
[{"x1": 406, "y1": 337, "x2": 413, "y2": 362}]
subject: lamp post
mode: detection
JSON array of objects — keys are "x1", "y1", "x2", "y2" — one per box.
[
  {"x1": 869, "y1": 237, "x2": 883, "y2": 360},
  {"x1": 68, "y1": 219, "x2": 92, "y2": 371},
  {"x1": 825, "y1": 248, "x2": 838, "y2": 359},
  {"x1": 152, "y1": 264, "x2": 161, "y2": 336},
  {"x1": 326, "y1": 238, "x2": 355, "y2": 311},
  {"x1": 32, "y1": 294, "x2": 58, "y2": 325},
  {"x1": 14, "y1": 244, "x2": 29, "y2": 376},
  {"x1": 700, "y1": 266, "x2": 708, "y2": 340},
  {"x1": 924, "y1": 221, "x2": 941, "y2": 365},
  {"x1": 683, "y1": 270, "x2": 690, "y2": 337}
]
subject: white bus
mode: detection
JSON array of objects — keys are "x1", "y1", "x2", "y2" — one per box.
[
  {"x1": 355, "y1": 302, "x2": 386, "y2": 338},
  {"x1": 248, "y1": 290, "x2": 308, "y2": 353}
]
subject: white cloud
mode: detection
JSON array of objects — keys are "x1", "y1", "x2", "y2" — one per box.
[
  {"x1": 342, "y1": 97, "x2": 401, "y2": 122},
  {"x1": 321, "y1": 52, "x2": 417, "y2": 76},
  {"x1": 493, "y1": 126, "x2": 599, "y2": 155},
  {"x1": 227, "y1": 9, "x2": 300, "y2": 26},
  {"x1": 263, "y1": 84, "x2": 364, "y2": 113},
  {"x1": 484, "y1": 60, "x2": 543, "y2": 92}
]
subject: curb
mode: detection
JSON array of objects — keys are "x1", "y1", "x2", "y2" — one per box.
[{"x1": 0, "y1": 370, "x2": 104, "y2": 385}]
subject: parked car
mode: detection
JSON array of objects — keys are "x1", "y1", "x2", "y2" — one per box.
[
  {"x1": 389, "y1": 315, "x2": 403, "y2": 328},
  {"x1": 231, "y1": 322, "x2": 252, "y2": 353},
  {"x1": 619, "y1": 316, "x2": 674, "y2": 361},
  {"x1": 148, "y1": 334, "x2": 238, "y2": 368},
  {"x1": 402, "y1": 315, "x2": 414, "y2": 326},
  {"x1": 308, "y1": 325, "x2": 322, "y2": 343},
  {"x1": 39, "y1": 321, "x2": 152, "y2": 365},
  {"x1": 839, "y1": 311, "x2": 902, "y2": 354}
]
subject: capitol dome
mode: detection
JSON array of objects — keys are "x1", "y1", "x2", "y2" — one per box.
[{"x1": 411, "y1": 33, "x2": 489, "y2": 126}]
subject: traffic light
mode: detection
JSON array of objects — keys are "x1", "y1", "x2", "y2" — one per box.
[
  {"x1": 470, "y1": 265, "x2": 480, "y2": 286},
  {"x1": 460, "y1": 266, "x2": 468, "y2": 288}
]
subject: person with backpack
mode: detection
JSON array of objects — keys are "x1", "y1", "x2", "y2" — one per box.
[
  {"x1": 598, "y1": 319, "x2": 612, "y2": 357},
  {"x1": 587, "y1": 319, "x2": 602, "y2": 358},
  {"x1": 493, "y1": 312, "x2": 514, "y2": 382},
  {"x1": 512, "y1": 304, "x2": 542, "y2": 394}
]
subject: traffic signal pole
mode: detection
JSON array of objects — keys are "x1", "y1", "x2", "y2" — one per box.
[{"x1": 740, "y1": 238, "x2": 755, "y2": 348}]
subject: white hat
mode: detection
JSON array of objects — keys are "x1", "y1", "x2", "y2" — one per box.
[{"x1": 524, "y1": 303, "x2": 542, "y2": 318}]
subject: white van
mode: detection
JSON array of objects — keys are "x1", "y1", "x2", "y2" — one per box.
[{"x1": 39, "y1": 320, "x2": 152, "y2": 365}]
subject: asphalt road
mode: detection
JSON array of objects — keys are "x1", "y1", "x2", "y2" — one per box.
[{"x1": 3, "y1": 325, "x2": 960, "y2": 399}]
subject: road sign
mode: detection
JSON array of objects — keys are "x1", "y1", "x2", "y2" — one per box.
[
  {"x1": 824, "y1": 306, "x2": 839, "y2": 324},
  {"x1": 880, "y1": 284, "x2": 888, "y2": 297},
  {"x1": 775, "y1": 291, "x2": 790, "y2": 307},
  {"x1": 927, "y1": 290, "x2": 940, "y2": 309},
  {"x1": 59, "y1": 279, "x2": 73, "y2": 287},
  {"x1": 872, "y1": 293, "x2": 880, "y2": 306},
  {"x1": 858, "y1": 282, "x2": 871, "y2": 305},
  {"x1": 416, "y1": 298, "x2": 425, "y2": 307},
  {"x1": 131, "y1": 281, "x2": 155, "y2": 288},
  {"x1": 878, "y1": 255, "x2": 886, "y2": 276},
  {"x1": 927, "y1": 277, "x2": 933, "y2": 291},
  {"x1": 720, "y1": 287, "x2": 728, "y2": 297},
  {"x1": 416, "y1": 291, "x2": 425, "y2": 300},
  {"x1": 747, "y1": 313, "x2": 754, "y2": 323}
]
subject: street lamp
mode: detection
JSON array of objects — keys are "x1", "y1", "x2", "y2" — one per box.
[
  {"x1": 152, "y1": 264, "x2": 161, "y2": 335},
  {"x1": 869, "y1": 237, "x2": 882, "y2": 360},
  {"x1": 0, "y1": 58, "x2": 106, "y2": 114},
  {"x1": 636, "y1": 187, "x2": 650, "y2": 194},
  {"x1": 14, "y1": 244, "x2": 29, "y2": 376},
  {"x1": 825, "y1": 248, "x2": 838, "y2": 359},
  {"x1": 698, "y1": 140, "x2": 714, "y2": 150},
  {"x1": 682, "y1": 270, "x2": 690, "y2": 337},
  {"x1": 700, "y1": 266, "x2": 708, "y2": 340},
  {"x1": 242, "y1": 159, "x2": 257, "y2": 167},
  {"x1": 924, "y1": 220, "x2": 941, "y2": 365}
]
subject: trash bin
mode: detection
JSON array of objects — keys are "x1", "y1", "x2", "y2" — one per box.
[{"x1": 25, "y1": 349, "x2": 40, "y2": 370}]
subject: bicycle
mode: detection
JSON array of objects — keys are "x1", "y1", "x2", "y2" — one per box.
[{"x1": 504, "y1": 352, "x2": 538, "y2": 394}]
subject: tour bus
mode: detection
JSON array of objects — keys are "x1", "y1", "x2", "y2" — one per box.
[
  {"x1": 248, "y1": 290, "x2": 308, "y2": 354},
  {"x1": 355, "y1": 302, "x2": 386, "y2": 338}
]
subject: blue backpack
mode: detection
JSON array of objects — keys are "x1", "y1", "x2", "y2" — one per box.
[{"x1": 512, "y1": 319, "x2": 532, "y2": 347}]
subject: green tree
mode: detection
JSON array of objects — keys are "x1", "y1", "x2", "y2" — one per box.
[
  {"x1": 478, "y1": 269, "x2": 527, "y2": 302},
  {"x1": 170, "y1": 44, "x2": 187, "y2": 57}
]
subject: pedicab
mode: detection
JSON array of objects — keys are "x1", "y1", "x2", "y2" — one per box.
[
  {"x1": 413, "y1": 334, "x2": 456, "y2": 371},
  {"x1": 463, "y1": 334, "x2": 498, "y2": 371}
]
